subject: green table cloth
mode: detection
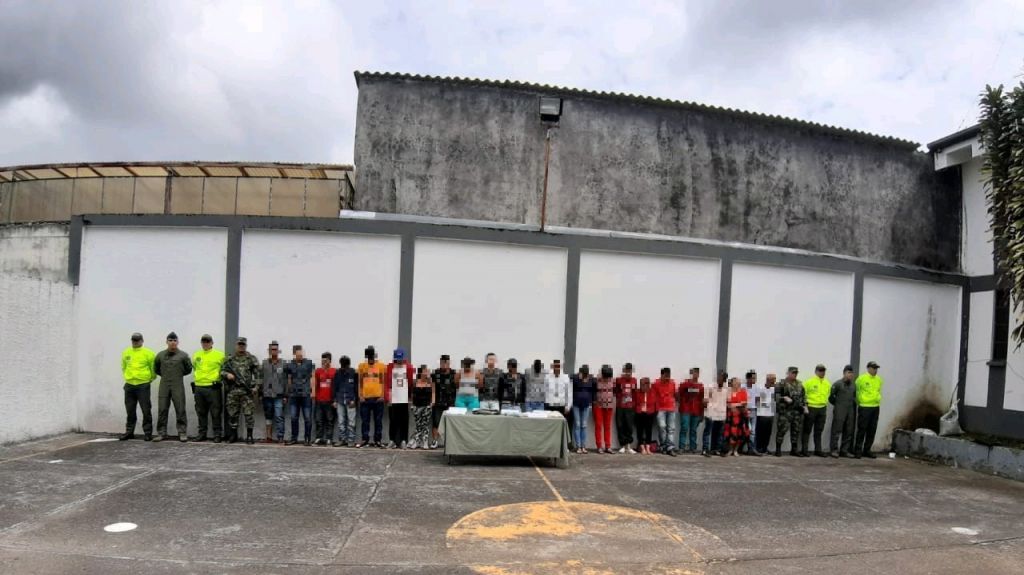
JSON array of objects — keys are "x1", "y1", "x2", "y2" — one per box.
[{"x1": 439, "y1": 413, "x2": 570, "y2": 467}]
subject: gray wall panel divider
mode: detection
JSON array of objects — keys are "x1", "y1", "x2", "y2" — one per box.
[
  {"x1": 850, "y1": 272, "x2": 864, "y2": 372},
  {"x1": 957, "y1": 285, "x2": 970, "y2": 407},
  {"x1": 715, "y1": 259, "x2": 733, "y2": 372},
  {"x1": 398, "y1": 233, "x2": 415, "y2": 357},
  {"x1": 563, "y1": 247, "x2": 581, "y2": 374},
  {"x1": 225, "y1": 224, "x2": 242, "y2": 349}
]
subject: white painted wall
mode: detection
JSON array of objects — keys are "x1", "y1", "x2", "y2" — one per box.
[
  {"x1": 76, "y1": 227, "x2": 228, "y2": 434},
  {"x1": 1004, "y1": 301, "x2": 1024, "y2": 412},
  {"x1": 576, "y1": 251, "x2": 719, "y2": 382},
  {"x1": 861, "y1": 277, "x2": 961, "y2": 448},
  {"x1": 966, "y1": 291, "x2": 993, "y2": 407},
  {"x1": 239, "y1": 229, "x2": 401, "y2": 371},
  {"x1": 0, "y1": 274, "x2": 75, "y2": 443},
  {"x1": 412, "y1": 238, "x2": 566, "y2": 367},
  {"x1": 729, "y1": 264, "x2": 854, "y2": 380},
  {"x1": 961, "y1": 158, "x2": 993, "y2": 277}
]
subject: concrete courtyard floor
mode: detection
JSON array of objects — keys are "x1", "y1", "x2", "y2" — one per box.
[{"x1": 1, "y1": 433, "x2": 1023, "y2": 574}]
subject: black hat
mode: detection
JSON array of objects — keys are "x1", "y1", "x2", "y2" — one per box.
[
  {"x1": 440, "y1": 354, "x2": 450, "y2": 361},
  {"x1": 166, "y1": 332, "x2": 178, "y2": 341},
  {"x1": 815, "y1": 364, "x2": 826, "y2": 371},
  {"x1": 507, "y1": 358, "x2": 518, "y2": 367},
  {"x1": 269, "y1": 340, "x2": 280, "y2": 348},
  {"x1": 200, "y1": 334, "x2": 213, "y2": 343},
  {"x1": 661, "y1": 367, "x2": 671, "y2": 376},
  {"x1": 130, "y1": 332, "x2": 143, "y2": 341},
  {"x1": 867, "y1": 361, "x2": 880, "y2": 369},
  {"x1": 462, "y1": 357, "x2": 474, "y2": 367},
  {"x1": 787, "y1": 366, "x2": 799, "y2": 373},
  {"x1": 236, "y1": 337, "x2": 247, "y2": 345},
  {"x1": 843, "y1": 364, "x2": 853, "y2": 372}
]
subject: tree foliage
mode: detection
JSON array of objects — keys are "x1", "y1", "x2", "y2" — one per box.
[{"x1": 980, "y1": 82, "x2": 1024, "y2": 346}]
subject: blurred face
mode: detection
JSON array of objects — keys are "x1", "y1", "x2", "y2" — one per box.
[
  {"x1": 167, "y1": 338, "x2": 178, "y2": 351},
  {"x1": 201, "y1": 339, "x2": 212, "y2": 351},
  {"x1": 294, "y1": 348, "x2": 304, "y2": 361},
  {"x1": 816, "y1": 367, "x2": 826, "y2": 378},
  {"x1": 236, "y1": 342, "x2": 246, "y2": 355},
  {"x1": 552, "y1": 362, "x2": 561, "y2": 376},
  {"x1": 730, "y1": 378, "x2": 741, "y2": 390},
  {"x1": 440, "y1": 359, "x2": 450, "y2": 370},
  {"x1": 486, "y1": 354, "x2": 497, "y2": 368},
  {"x1": 321, "y1": 356, "x2": 330, "y2": 368},
  {"x1": 131, "y1": 336, "x2": 142, "y2": 348},
  {"x1": 269, "y1": 344, "x2": 279, "y2": 359},
  {"x1": 844, "y1": 370, "x2": 854, "y2": 381},
  {"x1": 746, "y1": 374, "x2": 755, "y2": 386},
  {"x1": 623, "y1": 367, "x2": 633, "y2": 377},
  {"x1": 868, "y1": 366, "x2": 879, "y2": 376},
  {"x1": 786, "y1": 369, "x2": 797, "y2": 382},
  {"x1": 508, "y1": 364, "x2": 517, "y2": 374},
  {"x1": 766, "y1": 374, "x2": 777, "y2": 388}
]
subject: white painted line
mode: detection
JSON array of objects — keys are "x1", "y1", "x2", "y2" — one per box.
[
  {"x1": 88, "y1": 438, "x2": 119, "y2": 443},
  {"x1": 951, "y1": 527, "x2": 979, "y2": 536},
  {"x1": 104, "y1": 522, "x2": 137, "y2": 533},
  {"x1": 48, "y1": 459, "x2": 63, "y2": 463}
]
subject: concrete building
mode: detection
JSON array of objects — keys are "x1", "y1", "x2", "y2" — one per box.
[
  {"x1": 0, "y1": 71, "x2": 1007, "y2": 449},
  {"x1": 929, "y1": 125, "x2": 1023, "y2": 439}
]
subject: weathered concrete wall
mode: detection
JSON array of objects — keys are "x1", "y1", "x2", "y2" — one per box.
[
  {"x1": 354, "y1": 76, "x2": 961, "y2": 270},
  {"x1": 0, "y1": 224, "x2": 76, "y2": 443},
  {"x1": 893, "y1": 430, "x2": 1024, "y2": 481}
]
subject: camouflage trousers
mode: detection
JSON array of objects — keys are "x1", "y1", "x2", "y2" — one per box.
[
  {"x1": 226, "y1": 387, "x2": 256, "y2": 430},
  {"x1": 775, "y1": 411, "x2": 803, "y2": 452}
]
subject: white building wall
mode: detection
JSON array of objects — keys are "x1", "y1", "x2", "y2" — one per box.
[
  {"x1": 966, "y1": 291, "x2": 993, "y2": 407},
  {"x1": 0, "y1": 274, "x2": 75, "y2": 443},
  {"x1": 729, "y1": 264, "x2": 853, "y2": 380},
  {"x1": 961, "y1": 158, "x2": 993, "y2": 277},
  {"x1": 411, "y1": 239, "x2": 566, "y2": 367},
  {"x1": 1004, "y1": 300, "x2": 1024, "y2": 412},
  {"x1": 861, "y1": 277, "x2": 961, "y2": 449},
  {"x1": 76, "y1": 227, "x2": 228, "y2": 434},
  {"x1": 0, "y1": 223, "x2": 69, "y2": 282},
  {"x1": 576, "y1": 251, "x2": 719, "y2": 382},
  {"x1": 239, "y1": 229, "x2": 401, "y2": 374}
]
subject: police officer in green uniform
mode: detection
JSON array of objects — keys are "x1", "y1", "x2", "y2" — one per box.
[
  {"x1": 153, "y1": 332, "x2": 193, "y2": 443},
  {"x1": 192, "y1": 334, "x2": 225, "y2": 443},
  {"x1": 774, "y1": 366, "x2": 807, "y2": 457},
  {"x1": 221, "y1": 336, "x2": 260, "y2": 444}
]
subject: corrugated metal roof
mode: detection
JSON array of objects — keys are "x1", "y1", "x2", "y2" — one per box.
[
  {"x1": 0, "y1": 161, "x2": 353, "y2": 182},
  {"x1": 354, "y1": 70, "x2": 920, "y2": 150},
  {"x1": 927, "y1": 124, "x2": 981, "y2": 152}
]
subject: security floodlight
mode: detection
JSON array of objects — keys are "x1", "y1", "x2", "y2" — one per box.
[{"x1": 539, "y1": 97, "x2": 562, "y2": 123}]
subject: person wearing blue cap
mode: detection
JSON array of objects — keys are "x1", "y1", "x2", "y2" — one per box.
[{"x1": 386, "y1": 348, "x2": 414, "y2": 448}]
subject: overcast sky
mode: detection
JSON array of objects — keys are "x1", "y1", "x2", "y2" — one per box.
[{"x1": 1, "y1": 0, "x2": 1022, "y2": 167}]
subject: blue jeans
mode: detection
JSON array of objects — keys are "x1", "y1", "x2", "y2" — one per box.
[
  {"x1": 262, "y1": 397, "x2": 284, "y2": 440},
  {"x1": 288, "y1": 396, "x2": 312, "y2": 441},
  {"x1": 679, "y1": 413, "x2": 700, "y2": 451},
  {"x1": 525, "y1": 401, "x2": 545, "y2": 412},
  {"x1": 656, "y1": 410, "x2": 676, "y2": 451},
  {"x1": 703, "y1": 417, "x2": 724, "y2": 453},
  {"x1": 572, "y1": 405, "x2": 591, "y2": 448},
  {"x1": 360, "y1": 398, "x2": 385, "y2": 443},
  {"x1": 336, "y1": 402, "x2": 356, "y2": 444},
  {"x1": 455, "y1": 395, "x2": 480, "y2": 410}
]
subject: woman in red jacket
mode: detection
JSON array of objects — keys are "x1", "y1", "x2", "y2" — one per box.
[
  {"x1": 634, "y1": 377, "x2": 657, "y2": 454},
  {"x1": 723, "y1": 377, "x2": 750, "y2": 456}
]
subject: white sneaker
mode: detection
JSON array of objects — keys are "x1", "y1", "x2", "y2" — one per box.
[
  {"x1": 617, "y1": 447, "x2": 627, "y2": 454},
  {"x1": 627, "y1": 447, "x2": 637, "y2": 454},
  {"x1": 411, "y1": 441, "x2": 420, "y2": 449},
  {"x1": 429, "y1": 441, "x2": 438, "y2": 450},
  {"x1": 400, "y1": 441, "x2": 408, "y2": 449}
]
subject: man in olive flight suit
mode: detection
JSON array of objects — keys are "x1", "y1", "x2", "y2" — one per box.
[{"x1": 153, "y1": 332, "x2": 193, "y2": 443}]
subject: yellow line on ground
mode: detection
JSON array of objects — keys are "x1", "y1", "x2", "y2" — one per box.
[{"x1": 527, "y1": 456, "x2": 566, "y2": 503}]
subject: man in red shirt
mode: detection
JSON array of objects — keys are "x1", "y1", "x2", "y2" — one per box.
[
  {"x1": 653, "y1": 367, "x2": 679, "y2": 457},
  {"x1": 678, "y1": 367, "x2": 705, "y2": 454},
  {"x1": 313, "y1": 352, "x2": 337, "y2": 446},
  {"x1": 613, "y1": 362, "x2": 638, "y2": 454}
]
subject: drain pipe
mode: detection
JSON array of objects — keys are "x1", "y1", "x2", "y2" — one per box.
[{"x1": 540, "y1": 128, "x2": 552, "y2": 232}]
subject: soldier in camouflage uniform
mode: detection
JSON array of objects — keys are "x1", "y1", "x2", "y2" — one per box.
[
  {"x1": 221, "y1": 336, "x2": 260, "y2": 445},
  {"x1": 774, "y1": 366, "x2": 808, "y2": 457}
]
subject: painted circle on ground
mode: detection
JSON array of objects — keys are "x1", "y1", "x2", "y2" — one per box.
[
  {"x1": 103, "y1": 522, "x2": 137, "y2": 533},
  {"x1": 951, "y1": 527, "x2": 979, "y2": 536},
  {"x1": 447, "y1": 501, "x2": 723, "y2": 574}
]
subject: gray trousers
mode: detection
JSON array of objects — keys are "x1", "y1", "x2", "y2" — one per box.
[
  {"x1": 830, "y1": 405, "x2": 856, "y2": 454},
  {"x1": 157, "y1": 380, "x2": 187, "y2": 436}
]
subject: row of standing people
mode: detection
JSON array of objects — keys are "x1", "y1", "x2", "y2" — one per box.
[{"x1": 119, "y1": 333, "x2": 883, "y2": 457}]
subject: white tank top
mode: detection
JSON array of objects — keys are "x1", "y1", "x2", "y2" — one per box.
[{"x1": 458, "y1": 370, "x2": 478, "y2": 396}]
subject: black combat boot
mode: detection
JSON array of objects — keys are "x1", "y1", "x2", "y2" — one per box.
[
  {"x1": 118, "y1": 432, "x2": 134, "y2": 441},
  {"x1": 774, "y1": 447, "x2": 782, "y2": 457},
  {"x1": 228, "y1": 428, "x2": 238, "y2": 444},
  {"x1": 246, "y1": 429, "x2": 254, "y2": 444}
]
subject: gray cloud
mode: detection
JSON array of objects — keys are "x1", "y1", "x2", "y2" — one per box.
[{"x1": 0, "y1": 0, "x2": 1021, "y2": 166}]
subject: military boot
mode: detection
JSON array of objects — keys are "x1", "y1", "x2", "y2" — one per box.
[
  {"x1": 228, "y1": 428, "x2": 239, "y2": 444},
  {"x1": 246, "y1": 429, "x2": 255, "y2": 445},
  {"x1": 118, "y1": 432, "x2": 135, "y2": 441}
]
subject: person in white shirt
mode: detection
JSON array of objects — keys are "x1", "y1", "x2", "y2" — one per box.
[
  {"x1": 544, "y1": 359, "x2": 572, "y2": 415},
  {"x1": 702, "y1": 370, "x2": 728, "y2": 457},
  {"x1": 755, "y1": 373, "x2": 777, "y2": 454},
  {"x1": 743, "y1": 370, "x2": 762, "y2": 456}
]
